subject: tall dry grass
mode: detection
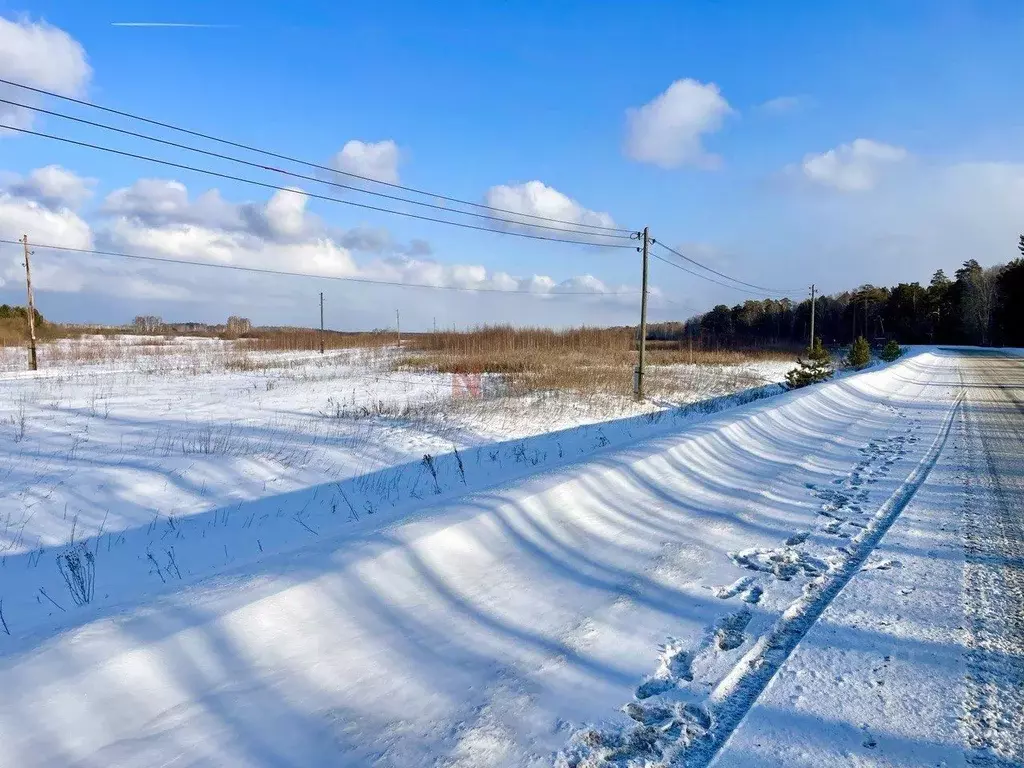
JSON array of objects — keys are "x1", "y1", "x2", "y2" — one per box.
[
  {"x1": 241, "y1": 328, "x2": 394, "y2": 352},
  {"x1": 400, "y1": 325, "x2": 796, "y2": 396},
  {"x1": 0, "y1": 325, "x2": 398, "y2": 371}
]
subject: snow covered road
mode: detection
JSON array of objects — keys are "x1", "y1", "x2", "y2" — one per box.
[
  {"x1": 0, "y1": 349, "x2": 1020, "y2": 767},
  {"x1": 713, "y1": 350, "x2": 1024, "y2": 768}
]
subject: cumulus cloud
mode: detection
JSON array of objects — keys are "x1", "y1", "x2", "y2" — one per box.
[
  {"x1": 0, "y1": 193, "x2": 92, "y2": 249},
  {"x1": 8, "y1": 165, "x2": 94, "y2": 209},
  {"x1": 331, "y1": 140, "x2": 400, "y2": 184},
  {"x1": 624, "y1": 79, "x2": 733, "y2": 169},
  {"x1": 0, "y1": 177, "x2": 93, "y2": 291},
  {"x1": 103, "y1": 179, "x2": 244, "y2": 230},
  {"x1": 103, "y1": 179, "x2": 329, "y2": 244},
  {"x1": 484, "y1": 180, "x2": 617, "y2": 233},
  {"x1": 799, "y1": 139, "x2": 908, "y2": 192},
  {"x1": 0, "y1": 15, "x2": 91, "y2": 131}
]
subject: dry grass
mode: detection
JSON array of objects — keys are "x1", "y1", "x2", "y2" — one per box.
[
  {"x1": 0, "y1": 318, "x2": 70, "y2": 347},
  {"x1": 400, "y1": 325, "x2": 796, "y2": 396},
  {"x1": 0, "y1": 325, "x2": 397, "y2": 372},
  {"x1": 240, "y1": 328, "x2": 394, "y2": 352}
]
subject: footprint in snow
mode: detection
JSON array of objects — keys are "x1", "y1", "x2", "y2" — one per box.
[
  {"x1": 741, "y1": 584, "x2": 763, "y2": 605},
  {"x1": 785, "y1": 530, "x2": 811, "y2": 546},
  {"x1": 715, "y1": 609, "x2": 752, "y2": 651},
  {"x1": 713, "y1": 576, "x2": 755, "y2": 600},
  {"x1": 635, "y1": 638, "x2": 693, "y2": 700},
  {"x1": 862, "y1": 727, "x2": 878, "y2": 749}
]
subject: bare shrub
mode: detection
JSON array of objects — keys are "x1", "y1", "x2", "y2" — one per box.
[{"x1": 57, "y1": 543, "x2": 96, "y2": 606}]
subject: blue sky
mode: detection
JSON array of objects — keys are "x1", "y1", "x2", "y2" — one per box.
[{"x1": 1, "y1": 0, "x2": 1023, "y2": 329}]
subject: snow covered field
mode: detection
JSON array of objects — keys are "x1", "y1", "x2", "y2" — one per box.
[
  {"x1": 0, "y1": 336, "x2": 792, "y2": 559},
  {"x1": 0, "y1": 344, "x2": 1020, "y2": 767}
]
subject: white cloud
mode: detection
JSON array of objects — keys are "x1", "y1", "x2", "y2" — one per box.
[
  {"x1": 758, "y1": 95, "x2": 802, "y2": 115},
  {"x1": 484, "y1": 181, "x2": 617, "y2": 233},
  {"x1": 0, "y1": 16, "x2": 91, "y2": 132},
  {"x1": 800, "y1": 139, "x2": 908, "y2": 192},
  {"x1": 0, "y1": 194, "x2": 92, "y2": 249},
  {"x1": 8, "y1": 165, "x2": 94, "y2": 209},
  {"x1": 102, "y1": 179, "x2": 241, "y2": 229},
  {"x1": 4, "y1": 172, "x2": 630, "y2": 305},
  {"x1": 331, "y1": 140, "x2": 400, "y2": 184},
  {"x1": 552, "y1": 274, "x2": 609, "y2": 294},
  {"x1": 624, "y1": 79, "x2": 733, "y2": 169},
  {"x1": 0, "y1": 191, "x2": 93, "y2": 291},
  {"x1": 261, "y1": 187, "x2": 310, "y2": 239}
]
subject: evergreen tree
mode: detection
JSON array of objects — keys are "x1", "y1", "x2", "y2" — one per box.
[
  {"x1": 785, "y1": 337, "x2": 834, "y2": 389},
  {"x1": 1019, "y1": 234, "x2": 1023, "y2": 258},
  {"x1": 995, "y1": 259, "x2": 1024, "y2": 346},
  {"x1": 880, "y1": 339, "x2": 902, "y2": 362},
  {"x1": 847, "y1": 336, "x2": 871, "y2": 368}
]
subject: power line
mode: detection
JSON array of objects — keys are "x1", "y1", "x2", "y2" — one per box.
[
  {"x1": 652, "y1": 240, "x2": 799, "y2": 295},
  {"x1": 0, "y1": 97, "x2": 631, "y2": 240},
  {"x1": 650, "y1": 252, "x2": 787, "y2": 297},
  {"x1": 0, "y1": 77, "x2": 632, "y2": 234},
  {"x1": 1, "y1": 124, "x2": 634, "y2": 249},
  {"x1": 0, "y1": 239, "x2": 640, "y2": 296}
]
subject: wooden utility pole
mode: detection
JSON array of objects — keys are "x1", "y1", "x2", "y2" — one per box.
[
  {"x1": 319, "y1": 292, "x2": 325, "y2": 354},
  {"x1": 809, "y1": 284, "x2": 816, "y2": 346},
  {"x1": 21, "y1": 235, "x2": 37, "y2": 371},
  {"x1": 396, "y1": 309, "x2": 401, "y2": 347},
  {"x1": 636, "y1": 226, "x2": 650, "y2": 400}
]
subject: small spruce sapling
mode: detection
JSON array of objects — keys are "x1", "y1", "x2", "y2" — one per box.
[
  {"x1": 785, "y1": 338, "x2": 834, "y2": 390},
  {"x1": 880, "y1": 339, "x2": 903, "y2": 362},
  {"x1": 847, "y1": 336, "x2": 871, "y2": 369}
]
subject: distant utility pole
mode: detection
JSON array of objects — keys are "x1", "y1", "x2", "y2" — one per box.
[
  {"x1": 396, "y1": 309, "x2": 401, "y2": 347},
  {"x1": 319, "y1": 291, "x2": 325, "y2": 354},
  {"x1": 809, "y1": 284, "x2": 816, "y2": 346},
  {"x1": 21, "y1": 235, "x2": 37, "y2": 371},
  {"x1": 636, "y1": 226, "x2": 650, "y2": 400}
]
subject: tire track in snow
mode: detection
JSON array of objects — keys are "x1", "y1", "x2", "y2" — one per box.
[
  {"x1": 700, "y1": 392, "x2": 963, "y2": 766},
  {"x1": 558, "y1": 389, "x2": 964, "y2": 768},
  {"x1": 959, "y1": 357, "x2": 1024, "y2": 766}
]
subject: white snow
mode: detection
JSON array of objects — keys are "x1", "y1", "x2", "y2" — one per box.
[{"x1": 0, "y1": 344, "x2": 988, "y2": 766}]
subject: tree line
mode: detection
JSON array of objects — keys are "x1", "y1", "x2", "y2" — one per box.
[{"x1": 652, "y1": 235, "x2": 1024, "y2": 349}]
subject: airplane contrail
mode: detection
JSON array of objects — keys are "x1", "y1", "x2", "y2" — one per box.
[{"x1": 110, "y1": 22, "x2": 236, "y2": 28}]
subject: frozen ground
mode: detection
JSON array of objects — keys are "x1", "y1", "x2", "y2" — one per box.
[{"x1": 0, "y1": 344, "x2": 1020, "y2": 767}]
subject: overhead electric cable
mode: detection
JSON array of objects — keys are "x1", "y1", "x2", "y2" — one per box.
[
  {"x1": 0, "y1": 77, "x2": 632, "y2": 233},
  {"x1": 652, "y1": 240, "x2": 799, "y2": 295},
  {"x1": 0, "y1": 125, "x2": 634, "y2": 249},
  {"x1": 650, "y1": 252, "x2": 794, "y2": 297},
  {"x1": 0, "y1": 97, "x2": 631, "y2": 239}
]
